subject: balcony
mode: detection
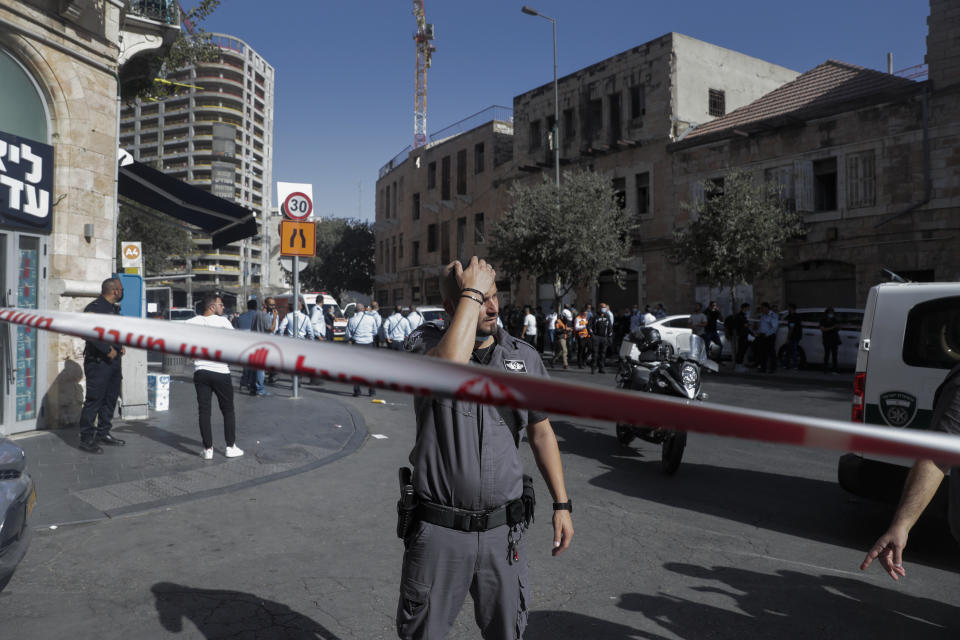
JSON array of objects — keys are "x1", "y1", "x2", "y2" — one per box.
[{"x1": 117, "y1": 1, "x2": 181, "y2": 96}]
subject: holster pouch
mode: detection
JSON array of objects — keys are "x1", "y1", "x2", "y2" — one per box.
[
  {"x1": 397, "y1": 467, "x2": 418, "y2": 539},
  {"x1": 521, "y1": 474, "x2": 535, "y2": 528}
]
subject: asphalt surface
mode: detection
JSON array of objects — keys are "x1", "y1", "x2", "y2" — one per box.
[{"x1": 1, "y1": 359, "x2": 958, "y2": 639}]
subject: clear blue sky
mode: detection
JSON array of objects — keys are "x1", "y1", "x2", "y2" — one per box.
[{"x1": 186, "y1": 0, "x2": 929, "y2": 222}]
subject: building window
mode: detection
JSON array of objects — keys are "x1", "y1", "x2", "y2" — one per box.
[
  {"x1": 587, "y1": 98, "x2": 603, "y2": 141},
  {"x1": 428, "y1": 161, "x2": 436, "y2": 190},
  {"x1": 456, "y1": 216, "x2": 467, "y2": 262},
  {"x1": 529, "y1": 119, "x2": 541, "y2": 151},
  {"x1": 411, "y1": 286, "x2": 421, "y2": 304},
  {"x1": 635, "y1": 172, "x2": 650, "y2": 215},
  {"x1": 399, "y1": 233, "x2": 404, "y2": 260},
  {"x1": 708, "y1": 89, "x2": 726, "y2": 117},
  {"x1": 441, "y1": 155, "x2": 451, "y2": 200},
  {"x1": 393, "y1": 288, "x2": 404, "y2": 306},
  {"x1": 412, "y1": 240, "x2": 420, "y2": 266},
  {"x1": 765, "y1": 165, "x2": 795, "y2": 212},
  {"x1": 546, "y1": 115, "x2": 556, "y2": 149},
  {"x1": 846, "y1": 150, "x2": 876, "y2": 209},
  {"x1": 379, "y1": 188, "x2": 385, "y2": 217},
  {"x1": 378, "y1": 240, "x2": 384, "y2": 267},
  {"x1": 385, "y1": 184, "x2": 391, "y2": 218},
  {"x1": 474, "y1": 212, "x2": 485, "y2": 244},
  {"x1": 392, "y1": 236, "x2": 397, "y2": 273},
  {"x1": 814, "y1": 157, "x2": 838, "y2": 212},
  {"x1": 412, "y1": 192, "x2": 420, "y2": 220},
  {"x1": 474, "y1": 143, "x2": 485, "y2": 174},
  {"x1": 393, "y1": 180, "x2": 398, "y2": 218},
  {"x1": 563, "y1": 108, "x2": 576, "y2": 143},
  {"x1": 440, "y1": 220, "x2": 450, "y2": 264},
  {"x1": 612, "y1": 177, "x2": 626, "y2": 210},
  {"x1": 630, "y1": 85, "x2": 645, "y2": 120},
  {"x1": 456, "y1": 149, "x2": 467, "y2": 195},
  {"x1": 427, "y1": 224, "x2": 437, "y2": 252},
  {"x1": 377, "y1": 289, "x2": 389, "y2": 305}
]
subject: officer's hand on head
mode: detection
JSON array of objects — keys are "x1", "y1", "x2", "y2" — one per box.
[
  {"x1": 454, "y1": 257, "x2": 496, "y2": 299},
  {"x1": 552, "y1": 510, "x2": 573, "y2": 556},
  {"x1": 107, "y1": 347, "x2": 118, "y2": 360}
]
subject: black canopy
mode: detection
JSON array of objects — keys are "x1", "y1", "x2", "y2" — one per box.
[{"x1": 117, "y1": 160, "x2": 258, "y2": 248}]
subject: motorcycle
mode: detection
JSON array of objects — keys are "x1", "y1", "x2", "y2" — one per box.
[{"x1": 614, "y1": 327, "x2": 717, "y2": 475}]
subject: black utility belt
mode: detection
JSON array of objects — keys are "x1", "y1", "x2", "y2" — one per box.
[{"x1": 416, "y1": 500, "x2": 525, "y2": 532}]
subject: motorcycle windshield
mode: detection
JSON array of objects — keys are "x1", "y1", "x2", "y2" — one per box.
[{"x1": 676, "y1": 333, "x2": 708, "y2": 363}]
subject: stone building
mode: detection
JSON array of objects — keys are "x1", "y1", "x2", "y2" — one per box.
[
  {"x1": 512, "y1": 33, "x2": 799, "y2": 311},
  {"x1": 0, "y1": 0, "x2": 178, "y2": 434},
  {"x1": 119, "y1": 33, "x2": 276, "y2": 309},
  {"x1": 374, "y1": 109, "x2": 514, "y2": 307},
  {"x1": 668, "y1": 0, "x2": 959, "y2": 309}
]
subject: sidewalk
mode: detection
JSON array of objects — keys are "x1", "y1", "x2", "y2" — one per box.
[{"x1": 11, "y1": 371, "x2": 367, "y2": 528}]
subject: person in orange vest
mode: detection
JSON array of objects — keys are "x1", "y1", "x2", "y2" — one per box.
[{"x1": 574, "y1": 308, "x2": 591, "y2": 369}]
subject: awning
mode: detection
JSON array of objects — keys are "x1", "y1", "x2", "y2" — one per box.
[{"x1": 117, "y1": 160, "x2": 258, "y2": 248}]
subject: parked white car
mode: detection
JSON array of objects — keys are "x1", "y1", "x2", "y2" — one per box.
[
  {"x1": 646, "y1": 314, "x2": 726, "y2": 360},
  {"x1": 774, "y1": 307, "x2": 863, "y2": 370}
]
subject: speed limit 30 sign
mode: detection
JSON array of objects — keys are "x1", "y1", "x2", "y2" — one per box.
[{"x1": 283, "y1": 191, "x2": 313, "y2": 221}]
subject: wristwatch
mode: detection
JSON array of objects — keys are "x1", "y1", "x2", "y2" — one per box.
[{"x1": 552, "y1": 500, "x2": 573, "y2": 513}]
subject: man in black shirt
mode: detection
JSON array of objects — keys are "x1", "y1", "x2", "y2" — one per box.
[
  {"x1": 784, "y1": 303, "x2": 803, "y2": 369},
  {"x1": 589, "y1": 303, "x2": 614, "y2": 374},
  {"x1": 703, "y1": 300, "x2": 724, "y2": 361},
  {"x1": 78, "y1": 278, "x2": 126, "y2": 454}
]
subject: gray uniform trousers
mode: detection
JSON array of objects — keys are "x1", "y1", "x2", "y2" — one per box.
[{"x1": 397, "y1": 521, "x2": 529, "y2": 639}]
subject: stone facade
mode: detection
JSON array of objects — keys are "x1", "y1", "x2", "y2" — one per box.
[
  {"x1": 0, "y1": 0, "x2": 176, "y2": 433},
  {"x1": 374, "y1": 119, "x2": 515, "y2": 307},
  {"x1": 668, "y1": 4, "x2": 960, "y2": 311},
  {"x1": 510, "y1": 33, "x2": 798, "y2": 311}
]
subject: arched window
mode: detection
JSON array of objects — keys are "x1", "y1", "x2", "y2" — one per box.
[{"x1": 0, "y1": 48, "x2": 49, "y2": 142}]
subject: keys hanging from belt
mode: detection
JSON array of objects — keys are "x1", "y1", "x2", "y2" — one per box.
[{"x1": 507, "y1": 525, "x2": 522, "y2": 565}]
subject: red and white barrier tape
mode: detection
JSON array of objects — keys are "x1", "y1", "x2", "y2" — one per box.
[{"x1": 4, "y1": 307, "x2": 960, "y2": 465}]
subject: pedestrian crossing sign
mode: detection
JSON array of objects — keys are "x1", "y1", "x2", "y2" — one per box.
[{"x1": 280, "y1": 220, "x2": 316, "y2": 257}]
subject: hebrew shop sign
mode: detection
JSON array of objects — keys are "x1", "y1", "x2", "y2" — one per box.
[{"x1": 0, "y1": 129, "x2": 53, "y2": 234}]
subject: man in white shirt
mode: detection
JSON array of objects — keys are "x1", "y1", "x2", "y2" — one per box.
[
  {"x1": 688, "y1": 302, "x2": 707, "y2": 336},
  {"x1": 309, "y1": 303, "x2": 327, "y2": 341},
  {"x1": 276, "y1": 299, "x2": 316, "y2": 340},
  {"x1": 185, "y1": 294, "x2": 244, "y2": 460},
  {"x1": 545, "y1": 307, "x2": 558, "y2": 354},
  {"x1": 347, "y1": 303, "x2": 380, "y2": 396},
  {"x1": 406, "y1": 304, "x2": 424, "y2": 331},
  {"x1": 384, "y1": 305, "x2": 411, "y2": 351},
  {"x1": 522, "y1": 305, "x2": 538, "y2": 350}
]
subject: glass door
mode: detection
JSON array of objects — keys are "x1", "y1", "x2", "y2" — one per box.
[{"x1": 0, "y1": 232, "x2": 45, "y2": 436}]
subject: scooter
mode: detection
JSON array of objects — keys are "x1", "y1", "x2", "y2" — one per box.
[{"x1": 614, "y1": 328, "x2": 717, "y2": 475}]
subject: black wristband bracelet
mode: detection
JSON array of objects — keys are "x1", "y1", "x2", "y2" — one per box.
[
  {"x1": 553, "y1": 500, "x2": 573, "y2": 513},
  {"x1": 462, "y1": 287, "x2": 486, "y2": 299},
  {"x1": 460, "y1": 293, "x2": 482, "y2": 304}
]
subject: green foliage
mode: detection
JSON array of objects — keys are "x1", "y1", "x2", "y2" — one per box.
[
  {"x1": 672, "y1": 170, "x2": 805, "y2": 306},
  {"x1": 120, "y1": 0, "x2": 223, "y2": 102},
  {"x1": 298, "y1": 219, "x2": 375, "y2": 300},
  {"x1": 116, "y1": 203, "x2": 194, "y2": 274},
  {"x1": 488, "y1": 170, "x2": 634, "y2": 302}
]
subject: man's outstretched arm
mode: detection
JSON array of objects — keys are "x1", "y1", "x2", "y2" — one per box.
[
  {"x1": 860, "y1": 458, "x2": 946, "y2": 580},
  {"x1": 527, "y1": 418, "x2": 573, "y2": 556}
]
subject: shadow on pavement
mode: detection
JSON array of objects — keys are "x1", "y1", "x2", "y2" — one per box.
[
  {"x1": 526, "y1": 610, "x2": 651, "y2": 639},
  {"x1": 618, "y1": 562, "x2": 959, "y2": 640},
  {"x1": 551, "y1": 420, "x2": 960, "y2": 571},
  {"x1": 151, "y1": 582, "x2": 342, "y2": 639}
]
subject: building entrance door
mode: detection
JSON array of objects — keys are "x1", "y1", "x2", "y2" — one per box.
[{"x1": 0, "y1": 232, "x2": 47, "y2": 435}]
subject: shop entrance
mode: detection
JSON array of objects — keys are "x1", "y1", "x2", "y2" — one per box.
[{"x1": 0, "y1": 232, "x2": 47, "y2": 435}]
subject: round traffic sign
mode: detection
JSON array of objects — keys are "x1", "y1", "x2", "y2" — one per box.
[{"x1": 283, "y1": 191, "x2": 313, "y2": 221}]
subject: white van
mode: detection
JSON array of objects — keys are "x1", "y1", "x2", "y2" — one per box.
[{"x1": 839, "y1": 282, "x2": 960, "y2": 505}]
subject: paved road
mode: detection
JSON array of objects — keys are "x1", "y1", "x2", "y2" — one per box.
[{"x1": 1, "y1": 366, "x2": 957, "y2": 639}]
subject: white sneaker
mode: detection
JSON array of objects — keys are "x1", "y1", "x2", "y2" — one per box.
[
  {"x1": 201, "y1": 448, "x2": 213, "y2": 460},
  {"x1": 225, "y1": 445, "x2": 244, "y2": 458}
]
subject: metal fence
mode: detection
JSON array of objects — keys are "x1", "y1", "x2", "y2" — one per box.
[{"x1": 126, "y1": 0, "x2": 180, "y2": 25}]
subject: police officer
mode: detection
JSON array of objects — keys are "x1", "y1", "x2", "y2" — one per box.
[
  {"x1": 78, "y1": 278, "x2": 126, "y2": 454},
  {"x1": 397, "y1": 257, "x2": 573, "y2": 639}
]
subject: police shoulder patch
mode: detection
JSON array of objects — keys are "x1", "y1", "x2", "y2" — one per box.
[{"x1": 503, "y1": 359, "x2": 527, "y2": 373}]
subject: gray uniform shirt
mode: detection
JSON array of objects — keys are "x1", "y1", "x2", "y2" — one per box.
[
  {"x1": 405, "y1": 323, "x2": 549, "y2": 511},
  {"x1": 932, "y1": 363, "x2": 960, "y2": 543}
]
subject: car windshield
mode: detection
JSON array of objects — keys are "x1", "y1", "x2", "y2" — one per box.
[{"x1": 170, "y1": 309, "x2": 195, "y2": 320}]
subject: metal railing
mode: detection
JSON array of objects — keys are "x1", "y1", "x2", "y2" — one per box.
[
  {"x1": 429, "y1": 105, "x2": 513, "y2": 142},
  {"x1": 125, "y1": 0, "x2": 180, "y2": 26}
]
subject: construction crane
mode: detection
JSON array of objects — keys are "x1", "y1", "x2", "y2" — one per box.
[{"x1": 413, "y1": 0, "x2": 436, "y2": 148}]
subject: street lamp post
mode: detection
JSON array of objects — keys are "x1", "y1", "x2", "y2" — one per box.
[{"x1": 521, "y1": 5, "x2": 559, "y2": 189}]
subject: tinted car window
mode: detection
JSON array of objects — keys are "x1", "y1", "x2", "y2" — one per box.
[
  {"x1": 902, "y1": 296, "x2": 960, "y2": 370},
  {"x1": 836, "y1": 311, "x2": 864, "y2": 327},
  {"x1": 666, "y1": 318, "x2": 689, "y2": 328}
]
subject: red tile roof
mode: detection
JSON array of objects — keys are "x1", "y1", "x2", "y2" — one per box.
[{"x1": 678, "y1": 60, "x2": 921, "y2": 145}]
